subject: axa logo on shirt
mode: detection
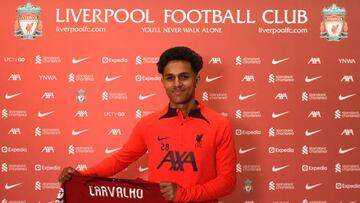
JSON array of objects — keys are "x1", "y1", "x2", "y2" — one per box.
[{"x1": 157, "y1": 151, "x2": 198, "y2": 171}]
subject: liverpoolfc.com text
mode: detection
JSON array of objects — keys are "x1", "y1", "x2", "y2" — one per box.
[
  {"x1": 56, "y1": 26, "x2": 106, "y2": 33},
  {"x1": 258, "y1": 27, "x2": 308, "y2": 34}
]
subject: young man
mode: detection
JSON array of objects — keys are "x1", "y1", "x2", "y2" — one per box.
[{"x1": 59, "y1": 46, "x2": 236, "y2": 202}]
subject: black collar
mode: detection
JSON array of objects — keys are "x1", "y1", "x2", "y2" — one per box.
[{"x1": 159, "y1": 101, "x2": 210, "y2": 124}]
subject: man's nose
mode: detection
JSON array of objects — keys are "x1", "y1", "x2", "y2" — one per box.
[{"x1": 174, "y1": 77, "x2": 182, "y2": 86}]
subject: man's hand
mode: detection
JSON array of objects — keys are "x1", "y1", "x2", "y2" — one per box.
[
  {"x1": 160, "y1": 182, "x2": 177, "y2": 202},
  {"x1": 58, "y1": 167, "x2": 80, "y2": 183}
]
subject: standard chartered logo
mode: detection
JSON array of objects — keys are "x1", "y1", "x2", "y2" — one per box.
[
  {"x1": 135, "y1": 56, "x2": 142, "y2": 65},
  {"x1": 202, "y1": 92, "x2": 209, "y2": 101},
  {"x1": 268, "y1": 128, "x2": 275, "y2": 136},
  {"x1": 236, "y1": 163, "x2": 242, "y2": 173},
  {"x1": 68, "y1": 145, "x2": 75, "y2": 155},
  {"x1": 68, "y1": 73, "x2": 75, "y2": 83},
  {"x1": 135, "y1": 109, "x2": 142, "y2": 119},
  {"x1": 335, "y1": 163, "x2": 342, "y2": 173},
  {"x1": 269, "y1": 181, "x2": 275, "y2": 190},
  {"x1": 2, "y1": 163, "x2": 8, "y2": 172},
  {"x1": 335, "y1": 109, "x2": 341, "y2": 119},
  {"x1": 35, "y1": 55, "x2": 42, "y2": 64},
  {"x1": 2, "y1": 109, "x2": 8, "y2": 118},
  {"x1": 302, "y1": 145, "x2": 309, "y2": 155},
  {"x1": 268, "y1": 74, "x2": 275, "y2": 83},
  {"x1": 302, "y1": 92, "x2": 308, "y2": 101},
  {"x1": 35, "y1": 127, "x2": 42, "y2": 136},
  {"x1": 235, "y1": 110, "x2": 242, "y2": 119},
  {"x1": 235, "y1": 56, "x2": 242, "y2": 65},
  {"x1": 102, "y1": 91, "x2": 109, "y2": 101},
  {"x1": 35, "y1": 181, "x2": 41, "y2": 190}
]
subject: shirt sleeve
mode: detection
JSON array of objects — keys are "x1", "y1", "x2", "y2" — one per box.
[
  {"x1": 174, "y1": 120, "x2": 237, "y2": 202},
  {"x1": 81, "y1": 120, "x2": 148, "y2": 177}
]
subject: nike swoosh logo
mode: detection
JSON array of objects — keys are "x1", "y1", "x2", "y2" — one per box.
[
  {"x1": 239, "y1": 147, "x2": 256, "y2": 154},
  {"x1": 5, "y1": 92, "x2": 23, "y2": 100},
  {"x1": 305, "y1": 75, "x2": 322, "y2": 83},
  {"x1": 272, "y1": 165, "x2": 289, "y2": 172},
  {"x1": 37, "y1": 111, "x2": 55, "y2": 118},
  {"x1": 305, "y1": 129, "x2": 322, "y2": 136},
  {"x1": 5, "y1": 183, "x2": 22, "y2": 190},
  {"x1": 305, "y1": 183, "x2": 322, "y2": 190},
  {"x1": 272, "y1": 111, "x2": 289, "y2": 118},
  {"x1": 72, "y1": 129, "x2": 88, "y2": 136},
  {"x1": 138, "y1": 166, "x2": 149, "y2": 172},
  {"x1": 205, "y1": 76, "x2": 223, "y2": 82},
  {"x1": 72, "y1": 57, "x2": 88, "y2": 64},
  {"x1": 272, "y1": 58, "x2": 289, "y2": 65},
  {"x1": 105, "y1": 147, "x2": 122, "y2": 154},
  {"x1": 139, "y1": 93, "x2": 156, "y2": 100},
  {"x1": 105, "y1": 75, "x2": 122, "y2": 82},
  {"x1": 339, "y1": 147, "x2": 356, "y2": 154},
  {"x1": 157, "y1": 136, "x2": 170, "y2": 141},
  {"x1": 239, "y1": 93, "x2": 256, "y2": 101},
  {"x1": 338, "y1": 93, "x2": 356, "y2": 101}
]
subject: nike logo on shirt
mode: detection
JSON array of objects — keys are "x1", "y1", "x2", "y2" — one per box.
[{"x1": 157, "y1": 136, "x2": 170, "y2": 141}]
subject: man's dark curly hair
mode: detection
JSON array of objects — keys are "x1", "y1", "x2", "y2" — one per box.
[{"x1": 157, "y1": 46, "x2": 203, "y2": 74}]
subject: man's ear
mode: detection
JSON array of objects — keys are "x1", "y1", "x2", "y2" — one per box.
[{"x1": 195, "y1": 74, "x2": 200, "y2": 87}]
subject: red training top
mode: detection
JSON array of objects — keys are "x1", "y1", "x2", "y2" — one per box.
[{"x1": 81, "y1": 102, "x2": 236, "y2": 203}]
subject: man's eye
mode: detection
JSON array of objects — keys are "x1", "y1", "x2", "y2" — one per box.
[
  {"x1": 179, "y1": 75, "x2": 189, "y2": 80},
  {"x1": 166, "y1": 76, "x2": 174, "y2": 81}
]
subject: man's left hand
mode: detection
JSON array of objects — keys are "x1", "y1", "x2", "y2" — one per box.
[{"x1": 160, "y1": 182, "x2": 177, "y2": 202}]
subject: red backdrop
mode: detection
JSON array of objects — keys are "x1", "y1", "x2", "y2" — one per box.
[{"x1": 1, "y1": 1, "x2": 359, "y2": 202}]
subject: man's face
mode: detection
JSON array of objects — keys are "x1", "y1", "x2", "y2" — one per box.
[{"x1": 161, "y1": 60, "x2": 199, "y2": 107}]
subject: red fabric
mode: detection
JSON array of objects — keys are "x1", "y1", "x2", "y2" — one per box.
[
  {"x1": 81, "y1": 102, "x2": 236, "y2": 202},
  {"x1": 56, "y1": 175, "x2": 167, "y2": 203}
]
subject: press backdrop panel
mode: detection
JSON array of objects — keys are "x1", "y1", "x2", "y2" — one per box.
[{"x1": 1, "y1": 0, "x2": 359, "y2": 202}]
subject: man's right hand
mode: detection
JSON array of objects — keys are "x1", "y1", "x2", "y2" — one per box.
[{"x1": 59, "y1": 167, "x2": 80, "y2": 183}]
